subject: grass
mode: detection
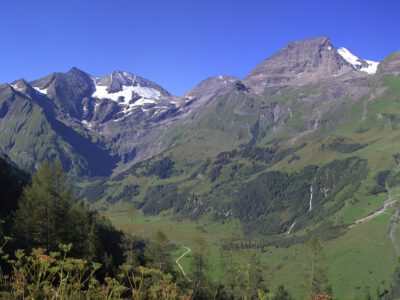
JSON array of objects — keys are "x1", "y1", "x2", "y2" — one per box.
[
  {"x1": 326, "y1": 213, "x2": 397, "y2": 299},
  {"x1": 101, "y1": 199, "x2": 399, "y2": 299}
]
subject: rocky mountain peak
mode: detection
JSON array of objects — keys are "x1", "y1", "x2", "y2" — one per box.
[
  {"x1": 93, "y1": 71, "x2": 171, "y2": 97},
  {"x1": 30, "y1": 67, "x2": 93, "y2": 95},
  {"x1": 29, "y1": 68, "x2": 94, "y2": 118},
  {"x1": 183, "y1": 75, "x2": 245, "y2": 108},
  {"x1": 186, "y1": 75, "x2": 239, "y2": 97},
  {"x1": 243, "y1": 36, "x2": 362, "y2": 94},
  {"x1": 10, "y1": 79, "x2": 31, "y2": 93},
  {"x1": 9, "y1": 79, "x2": 43, "y2": 100},
  {"x1": 67, "y1": 66, "x2": 89, "y2": 76}
]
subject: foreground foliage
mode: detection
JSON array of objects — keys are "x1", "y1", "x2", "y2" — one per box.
[{"x1": 0, "y1": 242, "x2": 183, "y2": 299}]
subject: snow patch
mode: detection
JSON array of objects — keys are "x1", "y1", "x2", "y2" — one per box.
[
  {"x1": 33, "y1": 87, "x2": 48, "y2": 95},
  {"x1": 338, "y1": 47, "x2": 360, "y2": 66},
  {"x1": 131, "y1": 98, "x2": 156, "y2": 106},
  {"x1": 360, "y1": 59, "x2": 379, "y2": 74},
  {"x1": 10, "y1": 84, "x2": 23, "y2": 91},
  {"x1": 92, "y1": 84, "x2": 162, "y2": 105},
  {"x1": 337, "y1": 47, "x2": 379, "y2": 74}
]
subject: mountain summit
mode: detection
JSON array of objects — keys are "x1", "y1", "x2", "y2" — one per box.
[{"x1": 244, "y1": 37, "x2": 379, "y2": 94}]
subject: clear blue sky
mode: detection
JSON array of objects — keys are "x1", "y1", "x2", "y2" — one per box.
[{"x1": 1, "y1": 0, "x2": 399, "y2": 95}]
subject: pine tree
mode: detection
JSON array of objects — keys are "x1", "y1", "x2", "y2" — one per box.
[
  {"x1": 219, "y1": 237, "x2": 236, "y2": 295},
  {"x1": 234, "y1": 252, "x2": 266, "y2": 300},
  {"x1": 190, "y1": 236, "x2": 212, "y2": 299},
  {"x1": 52, "y1": 160, "x2": 73, "y2": 244},
  {"x1": 145, "y1": 230, "x2": 173, "y2": 273},
  {"x1": 12, "y1": 160, "x2": 125, "y2": 277},
  {"x1": 13, "y1": 160, "x2": 72, "y2": 252}
]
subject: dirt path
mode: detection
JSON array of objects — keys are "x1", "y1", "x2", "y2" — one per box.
[
  {"x1": 176, "y1": 246, "x2": 191, "y2": 281},
  {"x1": 349, "y1": 192, "x2": 397, "y2": 228}
]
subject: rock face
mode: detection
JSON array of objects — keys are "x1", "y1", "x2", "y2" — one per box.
[
  {"x1": 378, "y1": 51, "x2": 400, "y2": 75},
  {"x1": 244, "y1": 37, "x2": 365, "y2": 94},
  {"x1": 0, "y1": 36, "x2": 389, "y2": 177}
]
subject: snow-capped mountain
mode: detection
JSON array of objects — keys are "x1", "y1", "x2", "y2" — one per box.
[
  {"x1": 92, "y1": 71, "x2": 170, "y2": 107},
  {"x1": 88, "y1": 71, "x2": 180, "y2": 121},
  {"x1": 337, "y1": 47, "x2": 379, "y2": 74},
  {"x1": 0, "y1": 36, "x2": 395, "y2": 177}
]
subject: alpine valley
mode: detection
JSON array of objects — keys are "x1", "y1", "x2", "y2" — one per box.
[{"x1": 2, "y1": 36, "x2": 400, "y2": 298}]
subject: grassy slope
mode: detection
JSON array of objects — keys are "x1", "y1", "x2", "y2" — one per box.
[{"x1": 102, "y1": 201, "x2": 399, "y2": 298}]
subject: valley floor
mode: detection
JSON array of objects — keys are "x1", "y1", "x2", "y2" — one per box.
[{"x1": 101, "y1": 201, "x2": 400, "y2": 299}]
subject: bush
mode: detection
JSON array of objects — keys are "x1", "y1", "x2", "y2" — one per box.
[
  {"x1": 368, "y1": 185, "x2": 387, "y2": 195},
  {"x1": 326, "y1": 138, "x2": 366, "y2": 153}
]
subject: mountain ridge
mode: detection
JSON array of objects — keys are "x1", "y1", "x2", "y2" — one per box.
[{"x1": 0, "y1": 36, "x2": 393, "y2": 177}]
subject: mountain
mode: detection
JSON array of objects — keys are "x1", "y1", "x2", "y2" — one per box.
[
  {"x1": 0, "y1": 36, "x2": 390, "y2": 177},
  {"x1": 84, "y1": 40, "x2": 400, "y2": 298},
  {"x1": 243, "y1": 37, "x2": 380, "y2": 93},
  {"x1": 76, "y1": 36, "x2": 400, "y2": 231},
  {"x1": 2, "y1": 36, "x2": 400, "y2": 297},
  {"x1": 0, "y1": 68, "x2": 191, "y2": 176},
  {"x1": 0, "y1": 36, "x2": 391, "y2": 178}
]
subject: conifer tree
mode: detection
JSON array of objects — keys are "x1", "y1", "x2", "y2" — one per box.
[
  {"x1": 190, "y1": 236, "x2": 212, "y2": 299},
  {"x1": 13, "y1": 160, "x2": 72, "y2": 252},
  {"x1": 145, "y1": 230, "x2": 173, "y2": 274}
]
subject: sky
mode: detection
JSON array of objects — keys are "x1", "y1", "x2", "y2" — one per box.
[{"x1": 0, "y1": 0, "x2": 399, "y2": 95}]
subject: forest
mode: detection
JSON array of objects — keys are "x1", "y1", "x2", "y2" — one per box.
[
  {"x1": 2, "y1": 154, "x2": 399, "y2": 299},
  {"x1": 0, "y1": 156, "x2": 305, "y2": 299}
]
